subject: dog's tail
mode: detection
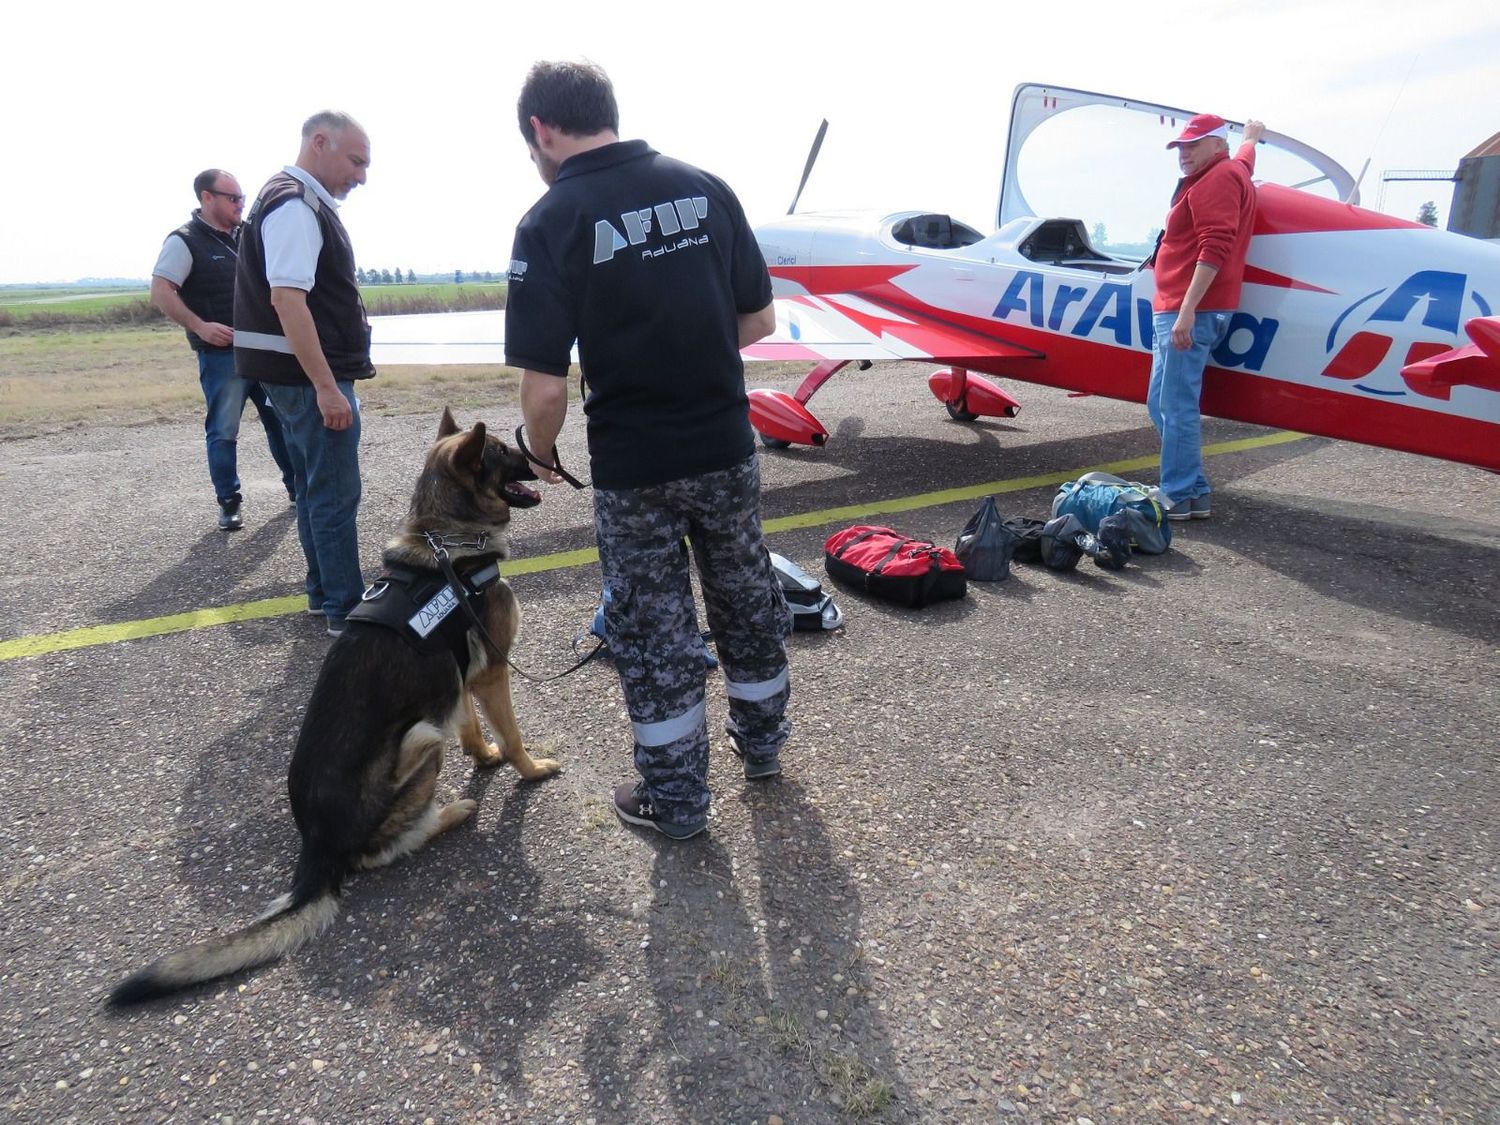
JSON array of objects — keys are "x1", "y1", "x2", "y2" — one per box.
[{"x1": 108, "y1": 853, "x2": 340, "y2": 1006}]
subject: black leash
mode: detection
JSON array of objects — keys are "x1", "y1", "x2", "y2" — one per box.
[
  {"x1": 422, "y1": 531, "x2": 604, "y2": 683},
  {"x1": 514, "y1": 425, "x2": 588, "y2": 490}
]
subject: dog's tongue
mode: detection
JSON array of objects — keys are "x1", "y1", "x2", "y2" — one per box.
[{"x1": 505, "y1": 481, "x2": 541, "y2": 506}]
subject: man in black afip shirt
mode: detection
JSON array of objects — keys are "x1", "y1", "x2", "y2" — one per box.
[{"x1": 508, "y1": 61, "x2": 790, "y2": 841}]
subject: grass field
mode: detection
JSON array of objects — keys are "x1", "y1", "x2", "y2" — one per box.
[
  {"x1": 0, "y1": 282, "x2": 506, "y2": 328},
  {"x1": 0, "y1": 321, "x2": 809, "y2": 440},
  {"x1": 0, "y1": 324, "x2": 527, "y2": 438},
  {"x1": 0, "y1": 285, "x2": 147, "y2": 304}
]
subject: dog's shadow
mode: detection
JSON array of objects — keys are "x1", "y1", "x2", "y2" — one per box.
[
  {"x1": 143, "y1": 652, "x2": 600, "y2": 1079},
  {"x1": 293, "y1": 767, "x2": 605, "y2": 1081}
]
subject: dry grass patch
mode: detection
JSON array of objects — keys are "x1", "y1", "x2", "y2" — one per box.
[
  {"x1": 1, "y1": 325, "x2": 810, "y2": 441},
  {"x1": 0, "y1": 326, "x2": 527, "y2": 439},
  {"x1": 816, "y1": 1051, "x2": 896, "y2": 1118}
]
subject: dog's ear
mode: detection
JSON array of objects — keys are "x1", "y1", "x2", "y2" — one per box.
[
  {"x1": 437, "y1": 407, "x2": 459, "y2": 438},
  {"x1": 454, "y1": 421, "x2": 487, "y2": 475}
]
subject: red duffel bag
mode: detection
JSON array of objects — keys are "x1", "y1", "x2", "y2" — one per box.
[{"x1": 823, "y1": 525, "x2": 967, "y2": 608}]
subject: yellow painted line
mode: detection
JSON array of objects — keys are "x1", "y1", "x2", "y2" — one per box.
[
  {"x1": 765, "y1": 429, "x2": 1307, "y2": 533},
  {"x1": 0, "y1": 430, "x2": 1307, "y2": 663},
  {"x1": 0, "y1": 596, "x2": 309, "y2": 661}
]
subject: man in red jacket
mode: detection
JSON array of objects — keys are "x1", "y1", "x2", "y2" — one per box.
[{"x1": 1148, "y1": 113, "x2": 1265, "y2": 520}]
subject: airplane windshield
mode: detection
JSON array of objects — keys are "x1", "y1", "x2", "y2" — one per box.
[{"x1": 1003, "y1": 88, "x2": 1357, "y2": 261}]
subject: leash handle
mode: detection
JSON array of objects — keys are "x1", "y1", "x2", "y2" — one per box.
[{"x1": 514, "y1": 425, "x2": 587, "y2": 490}]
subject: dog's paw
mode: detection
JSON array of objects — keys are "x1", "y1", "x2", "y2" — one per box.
[
  {"x1": 526, "y1": 756, "x2": 563, "y2": 779},
  {"x1": 436, "y1": 798, "x2": 478, "y2": 832},
  {"x1": 465, "y1": 741, "x2": 506, "y2": 769}
]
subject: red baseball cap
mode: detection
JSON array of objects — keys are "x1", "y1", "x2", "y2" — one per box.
[{"x1": 1167, "y1": 113, "x2": 1230, "y2": 148}]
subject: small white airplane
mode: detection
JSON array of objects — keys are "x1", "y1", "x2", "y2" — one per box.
[{"x1": 370, "y1": 83, "x2": 1500, "y2": 474}]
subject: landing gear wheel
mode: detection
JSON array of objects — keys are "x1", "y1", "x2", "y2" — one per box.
[
  {"x1": 759, "y1": 432, "x2": 792, "y2": 450},
  {"x1": 945, "y1": 401, "x2": 978, "y2": 423}
]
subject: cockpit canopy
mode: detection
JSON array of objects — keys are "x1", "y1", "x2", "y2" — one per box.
[{"x1": 890, "y1": 213, "x2": 984, "y2": 250}]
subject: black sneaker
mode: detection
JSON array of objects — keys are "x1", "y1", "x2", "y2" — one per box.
[
  {"x1": 612, "y1": 782, "x2": 706, "y2": 840},
  {"x1": 217, "y1": 501, "x2": 243, "y2": 531},
  {"x1": 325, "y1": 618, "x2": 347, "y2": 637},
  {"x1": 726, "y1": 724, "x2": 781, "y2": 780}
]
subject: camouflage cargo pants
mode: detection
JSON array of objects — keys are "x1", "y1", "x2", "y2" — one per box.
[{"x1": 593, "y1": 454, "x2": 792, "y2": 826}]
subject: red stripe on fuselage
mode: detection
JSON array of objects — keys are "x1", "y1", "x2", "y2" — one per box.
[
  {"x1": 768, "y1": 263, "x2": 917, "y2": 293},
  {"x1": 1242, "y1": 264, "x2": 1335, "y2": 294},
  {"x1": 1254, "y1": 183, "x2": 1428, "y2": 236},
  {"x1": 903, "y1": 318, "x2": 1499, "y2": 473}
]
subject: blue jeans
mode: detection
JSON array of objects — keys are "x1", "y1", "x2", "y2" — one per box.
[
  {"x1": 264, "y1": 381, "x2": 365, "y2": 622},
  {"x1": 1147, "y1": 311, "x2": 1231, "y2": 506},
  {"x1": 198, "y1": 348, "x2": 296, "y2": 505}
]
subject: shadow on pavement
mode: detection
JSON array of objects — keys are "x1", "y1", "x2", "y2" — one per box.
[
  {"x1": 1188, "y1": 488, "x2": 1500, "y2": 645},
  {"x1": 101, "y1": 505, "x2": 296, "y2": 622},
  {"x1": 624, "y1": 780, "x2": 913, "y2": 1122}
]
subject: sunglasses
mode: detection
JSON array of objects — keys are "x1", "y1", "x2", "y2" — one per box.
[{"x1": 207, "y1": 189, "x2": 246, "y2": 204}]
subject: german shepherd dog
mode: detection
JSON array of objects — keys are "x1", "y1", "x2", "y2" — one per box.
[{"x1": 110, "y1": 409, "x2": 560, "y2": 1005}]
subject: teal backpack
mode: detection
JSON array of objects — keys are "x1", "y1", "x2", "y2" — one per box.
[{"x1": 1051, "y1": 472, "x2": 1172, "y2": 553}]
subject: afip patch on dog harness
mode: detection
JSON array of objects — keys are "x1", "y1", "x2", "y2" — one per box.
[{"x1": 347, "y1": 557, "x2": 503, "y2": 672}]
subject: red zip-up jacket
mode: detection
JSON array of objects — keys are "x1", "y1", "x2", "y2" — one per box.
[{"x1": 1151, "y1": 143, "x2": 1257, "y2": 313}]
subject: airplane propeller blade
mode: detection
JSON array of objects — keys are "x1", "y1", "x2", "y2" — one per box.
[{"x1": 788, "y1": 119, "x2": 828, "y2": 215}]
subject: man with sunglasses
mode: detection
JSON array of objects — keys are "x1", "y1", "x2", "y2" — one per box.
[{"x1": 151, "y1": 169, "x2": 296, "y2": 530}]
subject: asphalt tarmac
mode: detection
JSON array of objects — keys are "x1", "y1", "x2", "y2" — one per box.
[{"x1": 2, "y1": 366, "x2": 1496, "y2": 1123}]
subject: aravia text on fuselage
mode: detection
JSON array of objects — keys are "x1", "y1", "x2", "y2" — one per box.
[{"x1": 992, "y1": 267, "x2": 1278, "y2": 371}]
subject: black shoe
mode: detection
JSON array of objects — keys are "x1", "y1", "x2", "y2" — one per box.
[
  {"x1": 217, "y1": 501, "x2": 243, "y2": 531},
  {"x1": 726, "y1": 723, "x2": 782, "y2": 780},
  {"x1": 612, "y1": 782, "x2": 706, "y2": 840},
  {"x1": 325, "y1": 618, "x2": 347, "y2": 637}
]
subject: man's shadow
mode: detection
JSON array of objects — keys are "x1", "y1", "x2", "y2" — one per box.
[
  {"x1": 600, "y1": 781, "x2": 912, "y2": 1122},
  {"x1": 102, "y1": 505, "x2": 296, "y2": 622}
]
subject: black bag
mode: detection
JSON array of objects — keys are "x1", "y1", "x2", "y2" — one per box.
[
  {"x1": 1038, "y1": 513, "x2": 1133, "y2": 572},
  {"x1": 1003, "y1": 516, "x2": 1048, "y2": 564},
  {"x1": 1039, "y1": 514, "x2": 1088, "y2": 570},
  {"x1": 955, "y1": 496, "x2": 1019, "y2": 581},
  {"x1": 771, "y1": 552, "x2": 844, "y2": 631},
  {"x1": 824, "y1": 525, "x2": 967, "y2": 608}
]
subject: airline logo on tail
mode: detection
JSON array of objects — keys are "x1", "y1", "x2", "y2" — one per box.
[{"x1": 1321, "y1": 270, "x2": 1496, "y2": 397}]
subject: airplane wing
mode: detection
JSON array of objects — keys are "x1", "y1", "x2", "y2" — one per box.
[
  {"x1": 746, "y1": 293, "x2": 1043, "y2": 365},
  {"x1": 369, "y1": 296, "x2": 1040, "y2": 368},
  {"x1": 368, "y1": 310, "x2": 506, "y2": 365}
]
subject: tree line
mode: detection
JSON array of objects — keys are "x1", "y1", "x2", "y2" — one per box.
[{"x1": 356, "y1": 268, "x2": 503, "y2": 285}]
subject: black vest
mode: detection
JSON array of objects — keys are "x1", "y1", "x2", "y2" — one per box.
[
  {"x1": 173, "y1": 213, "x2": 238, "y2": 353},
  {"x1": 234, "y1": 172, "x2": 374, "y2": 386}
]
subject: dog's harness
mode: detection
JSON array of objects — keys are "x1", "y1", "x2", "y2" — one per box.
[
  {"x1": 347, "y1": 531, "x2": 604, "y2": 682},
  {"x1": 346, "y1": 533, "x2": 503, "y2": 677}
]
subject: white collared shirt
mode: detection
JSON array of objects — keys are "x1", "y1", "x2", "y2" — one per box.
[{"x1": 260, "y1": 165, "x2": 340, "y2": 291}]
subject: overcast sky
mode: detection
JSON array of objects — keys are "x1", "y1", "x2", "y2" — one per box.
[{"x1": 3, "y1": 0, "x2": 1496, "y2": 283}]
